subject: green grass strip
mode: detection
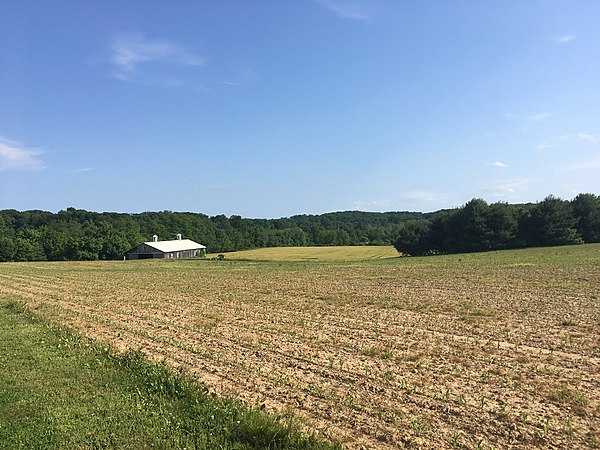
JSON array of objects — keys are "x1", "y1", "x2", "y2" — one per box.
[{"x1": 0, "y1": 300, "x2": 340, "y2": 450}]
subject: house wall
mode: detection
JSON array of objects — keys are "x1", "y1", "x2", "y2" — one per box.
[
  {"x1": 127, "y1": 253, "x2": 164, "y2": 260},
  {"x1": 126, "y1": 243, "x2": 164, "y2": 260},
  {"x1": 164, "y1": 249, "x2": 199, "y2": 259}
]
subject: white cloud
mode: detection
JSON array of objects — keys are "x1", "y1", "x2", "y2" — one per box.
[
  {"x1": 352, "y1": 199, "x2": 393, "y2": 209},
  {"x1": 316, "y1": 0, "x2": 372, "y2": 21},
  {"x1": 505, "y1": 112, "x2": 550, "y2": 132},
  {"x1": 555, "y1": 35, "x2": 575, "y2": 44},
  {"x1": 352, "y1": 191, "x2": 450, "y2": 211},
  {"x1": 480, "y1": 178, "x2": 536, "y2": 198},
  {"x1": 398, "y1": 191, "x2": 449, "y2": 203},
  {"x1": 559, "y1": 133, "x2": 600, "y2": 144},
  {"x1": 528, "y1": 112, "x2": 549, "y2": 122},
  {"x1": 109, "y1": 33, "x2": 204, "y2": 82},
  {"x1": 220, "y1": 68, "x2": 257, "y2": 88},
  {"x1": 488, "y1": 161, "x2": 507, "y2": 168},
  {"x1": 68, "y1": 167, "x2": 95, "y2": 174},
  {"x1": 558, "y1": 157, "x2": 600, "y2": 172},
  {"x1": 575, "y1": 133, "x2": 599, "y2": 144},
  {"x1": 536, "y1": 132, "x2": 600, "y2": 151},
  {"x1": 0, "y1": 136, "x2": 44, "y2": 172}
]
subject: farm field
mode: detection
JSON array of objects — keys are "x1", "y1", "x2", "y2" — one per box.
[
  {"x1": 0, "y1": 244, "x2": 599, "y2": 449},
  {"x1": 219, "y1": 246, "x2": 399, "y2": 261},
  {"x1": 0, "y1": 302, "x2": 334, "y2": 449}
]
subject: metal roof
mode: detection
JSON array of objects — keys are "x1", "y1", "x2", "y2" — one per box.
[{"x1": 144, "y1": 239, "x2": 206, "y2": 253}]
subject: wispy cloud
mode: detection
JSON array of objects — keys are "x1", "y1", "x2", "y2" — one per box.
[
  {"x1": 488, "y1": 161, "x2": 507, "y2": 168},
  {"x1": 0, "y1": 136, "x2": 44, "y2": 172},
  {"x1": 559, "y1": 133, "x2": 600, "y2": 144},
  {"x1": 220, "y1": 68, "x2": 257, "y2": 88},
  {"x1": 555, "y1": 35, "x2": 575, "y2": 44},
  {"x1": 68, "y1": 167, "x2": 95, "y2": 174},
  {"x1": 505, "y1": 112, "x2": 549, "y2": 123},
  {"x1": 352, "y1": 191, "x2": 450, "y2": 211},
  {"x1": 398, "y1": 191, "x2": 450, "y2": 203},
  {"x1": 352, "y1": 199, "x2": 393, "y2": 209},
  {"x1": 505, "y1": 112, "x2": 550, "y2": 132},
  {"x1": 573, "y1": 133, "x2": 599, "y2": 143},
  {"x1": 557, "y1": 157, "x2": 600, "y2": 172},
  {"x1": 536, "y1": 132, "x2": 600, "y2": 151},
  {"x1": 316, "y1": 0, "x2": 373, "y2": 21},
  {"x1": 480, "y1": 178, "x2": 536, "y2": 198},
  {"x1": 528, "y1": 112, "x2": 549, "y2": 122},
  {"x1": 109, "y1": 32, "x2": 204, "y2": 82}
]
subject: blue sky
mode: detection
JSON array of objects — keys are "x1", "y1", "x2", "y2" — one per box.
[{"x1": 1, "y1": 1, "x2": 599, "y2": 218}]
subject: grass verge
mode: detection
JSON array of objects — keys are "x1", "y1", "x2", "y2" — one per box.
[{"x1": 0, "y1": 300, "x2": 339, "y2": 450}]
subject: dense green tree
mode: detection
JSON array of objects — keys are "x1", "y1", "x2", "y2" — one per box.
[
  {"x1": 14, "y1": 236, "x2": 46, "y2": 261},
  {"x1": 442, "y1": 199, "x2": 490, "y2": 253},
  {"x1": 101, "y1": 229, "x2": 131, "y2": 260},
  {"x1": 571, "y1": 193, "x2": 600, "y2": 243},
  {"x1": 40, "y1": 227, "x2": 69, "y2": 260},
  {"x1": 212, "y1": 215, "x2": 232, "y2": 230},
  {"x1": 0, "y1": 236, "x2": 17, "y2": 262},
  {"x1": 316, "y1": 229, "x2": 338, "y2": 246},
  {"x1": 393, "y1": 220, "x2": 431, "y2": 255},
  {"x1": 484, "y1": 202, "x2": 519, "y2": 249},
  {"x1": 288, "y1": 227, "x2": 308, "y2": 246},
  {"x1": 523, "y1": 195, "x2": 582, "y2": 247},
  {"x1": 0, "y1": 193, "x2": 596, "y2": 261}
]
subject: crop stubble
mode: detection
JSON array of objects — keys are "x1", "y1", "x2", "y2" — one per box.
[{"x1": 0, "y1": 248, "x2": 598, "y2": 449}]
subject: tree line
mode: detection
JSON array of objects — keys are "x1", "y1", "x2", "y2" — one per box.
[
  {"x1": 0, "y1": 193, "x2": 597, "y2": 262},
  {"x1": 0, "y1": 208, "x2": 423, "y2": 261},
  {"x1": 393, "y1": 194, "x2": 599, "y2": 255}
]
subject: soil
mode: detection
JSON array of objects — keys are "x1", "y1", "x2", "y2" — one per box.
[{"x1": 1, "y1": 257, "x2": 598, "y2": 449}]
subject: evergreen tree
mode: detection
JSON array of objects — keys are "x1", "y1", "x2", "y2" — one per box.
[
  {"x1": 524, "y1": 195, "x2": 582, "y2": 246},
  {"x1": 485, "y1": 202, "x2": 519, "y2": 249},
  {"x1": 442, "y1": 199, "x2": 490, "y2": 253},
  {"x1": 393, "y1": 220, "x2": 431, "y2": 255},
  {"x1": 571, "y1": 193, "x2": 600, "y2": 243}
]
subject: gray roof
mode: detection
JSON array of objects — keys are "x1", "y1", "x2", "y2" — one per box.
[{"x1": 144, "y1": 239, "x2": 206, "y2": 253}]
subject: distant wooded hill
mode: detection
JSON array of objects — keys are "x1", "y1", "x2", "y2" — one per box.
[{"x1": 0, "y1": 193, "x2": 598, "y2": 261}]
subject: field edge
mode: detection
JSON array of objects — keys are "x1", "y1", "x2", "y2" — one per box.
[{"x1": 0, "y1": 299, "x2": 341, "y2": 450}]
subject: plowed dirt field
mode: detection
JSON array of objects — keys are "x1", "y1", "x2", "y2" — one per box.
[{"x1": 1, "y1": 245, "x2": 598, "y2": 449}]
